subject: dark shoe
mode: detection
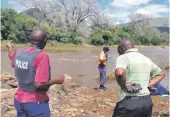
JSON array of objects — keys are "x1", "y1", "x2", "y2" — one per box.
[{"x1": 99, "y1": 85, "x2": 107, "y2": 91}]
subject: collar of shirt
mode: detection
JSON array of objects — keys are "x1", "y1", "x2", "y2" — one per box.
[{"x1": 126, "y1": 48, "x2": 138, "y2": 53}]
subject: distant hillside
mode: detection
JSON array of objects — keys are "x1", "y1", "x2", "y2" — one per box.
[
  {"x1": 150, "y1": 17, "x2": 169, "y2": 27},
  {"x1": 20, "y1": 8, "x2": 45, "y2": 22},
  {"x1": 119, "y1": 17, "x2": 169, "y2": 33},
  {"x1": 157, "y1": 27, "x2": 169, "y2": 33},
  {"x1": 120, "y1": 17, "x2": 169, "y2": 27}
]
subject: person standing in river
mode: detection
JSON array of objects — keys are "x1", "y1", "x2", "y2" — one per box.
[
  {"x1": 6, "y1": 29, "x2": 65, "y2": 117},
  {"x1": 97, "y1": 47, "x2": 110, "y2": 91},
  {"x1": 113, "y1": 39, "x2": 165, "y2": 117}
]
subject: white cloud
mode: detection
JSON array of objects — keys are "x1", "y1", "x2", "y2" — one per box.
[
  {"x1": 135, "y1": 4, "x2": 169, "y2": 17},
  {"x1": 115, "y1": 21, "x2": 120, "y2": 25},
  {"x1": 143, "y1": 4, "x2": 169, "y2": 14},
  {"x1": 112, "y1": 0, "x2": 151, "y2": 7},
  {"x1": 136, "y1": 9, "x2": 151, "y2": 15},
  {"x1": 105, "y1": 11, "x2": 131, "y2": 24}
]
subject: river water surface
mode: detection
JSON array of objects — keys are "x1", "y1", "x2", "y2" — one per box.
[{"x1": 1, "y1": 47, "x2": 169, "y2": 87}]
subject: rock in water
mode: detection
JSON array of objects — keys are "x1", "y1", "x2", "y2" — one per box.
[
  {"x1": 64, "y1": 74, "x2": 72, "y2": 80},
  {"x1": 62, "y1": 74, "x2": 72, "y2": 93}
]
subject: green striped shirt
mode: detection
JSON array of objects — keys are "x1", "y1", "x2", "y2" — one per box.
[{"x1": 116, "y1": 48, "x2": 161, "y2": 101}]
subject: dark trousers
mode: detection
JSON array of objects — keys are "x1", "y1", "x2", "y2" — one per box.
[
  {"x1": 113, "y1": 95, "x2": 152, "y2": 117},
  {"x1": 14, "y1": 99, "x2": 50, "y2": 117},
  {"x1": 151, "y1": 83, "x2": 169, "y2": 95}
]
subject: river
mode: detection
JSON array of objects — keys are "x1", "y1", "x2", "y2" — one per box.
[{"x1": 1, "y1": 47, "x2": 169, "y2": 88}]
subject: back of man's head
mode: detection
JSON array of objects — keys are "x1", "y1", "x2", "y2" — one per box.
[
  {"x1": 117, "y1": 39, "x2": 134, "y2": 55},
  {"x1": 31, "y1": 29, "x2": 47, "y2": 49}
]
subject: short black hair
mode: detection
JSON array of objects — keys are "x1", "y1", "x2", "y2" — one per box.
[{"x1": 103, "y1": 46, "x2": 110, "y2": 52}]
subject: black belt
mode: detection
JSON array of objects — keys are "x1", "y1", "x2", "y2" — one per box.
[{"x1": 124, "y1": 95, "x2": 151, "y2": 100}]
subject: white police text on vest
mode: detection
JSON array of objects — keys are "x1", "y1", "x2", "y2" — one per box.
[{"x1": 16, "y1": 59, "x2": 28, "y2": 69}]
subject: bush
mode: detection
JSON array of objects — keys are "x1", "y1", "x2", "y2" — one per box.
[
  {"x1": 90, "y1": 29, "x2": 114, "y2": 45},
  {"x1": 1, "y1": 9, "x2": 38, "y2": 43},
  {"x1": 138, "y1": 36, "x2": 152, "y2": 45},
  {"x1": 151, "y1": 38, "x2": 161, "y2": 45},
  {"x1": 72, "y1": 36, "x2": 82, "y2": 44},
  {"x1": 40, "y1": 24, "x2": 52, "y2": 32},
  {"x1": 60, "y1": 37, "x2": 72, "y2": 43}
]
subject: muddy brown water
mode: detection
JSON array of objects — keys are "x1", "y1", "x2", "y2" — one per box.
[{"x1": 1, "y1": 47, "x2": 169, "y2": 87}]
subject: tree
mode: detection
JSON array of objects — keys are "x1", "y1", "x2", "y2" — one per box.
[
  {"x1": 90, "y1": 13, "x2": 112, "y2": 30},
  {"x1": 1, "y1": 8, "x2": 38, "y2": 43},
  {"x1": 58, "y1": 0, "x2": 97, "y2": 31},
  {"x1": 1, "y1": 9, "x2": 18, "y2": 40},
  {"x1": 128, "y1": 13, "x2": 152, "y2": 36}
]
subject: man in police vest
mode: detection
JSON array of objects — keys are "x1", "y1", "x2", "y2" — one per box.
[
  {"x1": 113, "y1": 39, "x2": 165, "y2": 117},
  {"x1": 6, "y1": 29, "x2": 65, "y2": 117},
  {"x1": 98, "y1": 47, "x2": 110, "y2": 91}
]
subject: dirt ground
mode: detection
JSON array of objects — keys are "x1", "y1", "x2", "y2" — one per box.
[{"x1": 57, "y1": 86, "x2": 169, "y2": 117}]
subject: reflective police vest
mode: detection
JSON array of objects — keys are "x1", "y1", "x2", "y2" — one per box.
[{"x1": 14, "y1": 49, "x2": 51, "y2": 92}]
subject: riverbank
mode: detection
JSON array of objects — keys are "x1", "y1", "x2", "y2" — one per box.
[
  {"x1": 1, "y1": 73, "x2": 169, "y2": 117},
  {"x1": 1, "y1": 40, "x2": 169, "y2": 52}
]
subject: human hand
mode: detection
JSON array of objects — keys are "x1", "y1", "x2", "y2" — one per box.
[
  {"x1": 148, "y1": 86, "x2": 157, "y2": 92},
  {"x1": 51, "y1": 74, "x2": 65, "y2": 85},
  {"x1": 6, "y1": 41, "x2": 13, "y2": 49},
  {"x1": 126, "y1": 82, "x2": 141, "y2": 93}
]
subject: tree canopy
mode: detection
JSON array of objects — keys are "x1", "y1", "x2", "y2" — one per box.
[{"x1": 1, "y1": 8, "x2": 169, "y2": 45}]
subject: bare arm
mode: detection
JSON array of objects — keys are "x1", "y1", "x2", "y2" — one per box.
[
  {"x1": 115, "y1": 67, "x2": 140, "y2": 93},
  {"x1": 115, "y1": 68, "x2": 127, "y2": 90},
  {"x1": 34, "y1": 75, "x2": 65, "y2": 89},
  {"x1": 6, "y1": 41, "x2": 16, "y2": 58},
  {"x1": 149, "y1": 61, "x2": 165, "y2": 87},
  {"x1": 148, "y1": 71, "x2": 165, "y2": 87}
]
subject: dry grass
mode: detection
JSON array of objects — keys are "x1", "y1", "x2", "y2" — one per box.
[{"x1": 2, "y1": 40, "x2": 166, "y2": 51}]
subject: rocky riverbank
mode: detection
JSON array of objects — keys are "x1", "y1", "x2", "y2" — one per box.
[{"x1": 1, "y1": 73, "x2": 169, "y2": 117}]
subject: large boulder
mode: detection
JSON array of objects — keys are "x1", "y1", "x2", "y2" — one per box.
[
  {"x1": 0, "y1": 73, "x2": 15, "y2": 82},
  {"x1": 0, "y1": 73, "x2": 18, "y2": 89},
  {"x1": 61, "y1": 74, "x2": 73, "y2": 93}
]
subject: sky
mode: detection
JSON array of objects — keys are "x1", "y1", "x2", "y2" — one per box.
[{"x1": 1, "y1": 0, "x2": 169, "y2": 24}]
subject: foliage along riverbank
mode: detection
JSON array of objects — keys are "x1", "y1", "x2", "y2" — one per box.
[{"x1": 1, "y1": 8, "x2": 169, "y2": 46}]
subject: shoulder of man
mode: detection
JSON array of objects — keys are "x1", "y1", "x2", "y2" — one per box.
[
  {"x1": 36, "y1": 51, "x2": 49, "y2": 59},
  {"x1": 116, "y1": 54, "x2": 127, "y2": 60},
  {"x1": 34, "y1": 51, "x2": 50, "y2": 67}
]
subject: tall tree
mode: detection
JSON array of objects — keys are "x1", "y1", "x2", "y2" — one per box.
[{"x1": 128, "y1": 13, "x2": 153, "y2": 36}]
